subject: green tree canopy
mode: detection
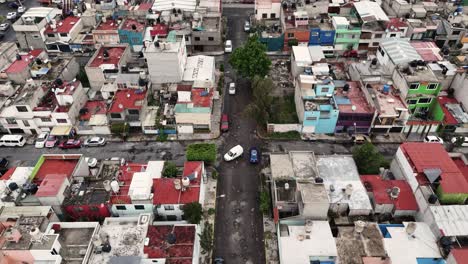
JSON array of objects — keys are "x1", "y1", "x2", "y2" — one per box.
[
  {"x1": 162, "y1": 162, "x2": 178, "y2": 178},
  {"x1": 182, "y1": 202, "x2": 203, "y2": 224},
  {"x1": 229, "y1": 35, "x2": 271, "y2": 79},
  {"x1": 352, "y1": 142, "x2": 389, "y2": 174},
  {"x1": 243, "y1": 76, "x2": 274, "y2": 126}
]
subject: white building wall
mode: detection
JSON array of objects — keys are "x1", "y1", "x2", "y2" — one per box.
[
  {"x1": 452, "y1": 72, "x2": 468, "y2": 109},
  {"x1": 156, "y1": 204, "x2": 184, "y2": 220},
  {"x1": 175, "y1": 112, "x2": 211, "y2": 128},
  {"x1": 302, "y1": 202, "x2": 329, "y2": 220},
  {"x1": 391, "y1": 147, "x2": 419, "y2": 191},
  {"x1": 111, "y1": 203, "x2": 154, "y2": 216}
]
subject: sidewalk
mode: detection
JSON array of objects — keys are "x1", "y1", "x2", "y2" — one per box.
[
  {"x1": 264, "y1": 216, "x2": 279, "y2": 264},
  {"x1": 199, "y1": 170, "x2": 219, "y2": 264}
]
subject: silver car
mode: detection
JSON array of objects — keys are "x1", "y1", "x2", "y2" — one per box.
[{"x1": 83, "y1": 137, "x2": 106, "y2": 147}]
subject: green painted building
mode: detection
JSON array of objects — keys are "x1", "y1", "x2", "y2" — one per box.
[{"x1": 331, "y1": 16, "x2": 361, "y2": 53}]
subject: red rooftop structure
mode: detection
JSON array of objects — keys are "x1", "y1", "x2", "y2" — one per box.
[
  {"x1": 88, "y1": 46, "x2": 127, "y2": 68},
  {"x1": 5, "y1": 49, "x2": 43, "y2": 74},
  {"x1": 449, "y1": 248, "x2": 468, "y2": 264},
  {"x1": 360, "y1": 175, "x2": 418, "y2": 216},
  {"x1": 150, "y1": 24, "x2": 168, "y2": 38},
  {"x1": 44, "y1": 16, "x2": 81, "y2": 34},
  {"x1": 108, "y1": 89, "x2": 147, "y2": 113}
]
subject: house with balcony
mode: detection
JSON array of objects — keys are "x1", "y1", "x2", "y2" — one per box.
[
  {"x1": 290, "y1": 46, "x2": 325, "y2": 78},
  {"x1": 153, "y1": 161, "x2": 206, "y2": 221},
  {"x1": 352, "y1": 1, "x2": 389, "y2": 54},
  {"x1": 390, "y1": 57, "x2": 442, "y2": 138},
  {"x1": 3, "y1": 49, "x2": 46, "y2": 84},
  {"x1": 385, "y1": 18, "x2": 408, "y2": 39},
  {"x1": 191, "y1": 13, "x2": 223, "y2": 52},
  {"x1": 0, "y1": 79, "x2": 87, "y2": 135},
  {"x1": 433, "y1": 96, "x2": 468, "y2": 134},
  {"x1": 175, "y1": 87, "x2": 214, "y2": 133},
  {"x1": 405, "y1": 18, "x2": 438, "y2": 41},
  {"x1": 308, "y1": 16, "x2": 335, "y2": 53},
  {"x1": 44, "y1": 16, "x2": 83, "y2": 53},
  {"x1": 281, "y1": 5, "x2": 311, "y2": 51},
  {"x1": 255, "y1": 0, "x2": 281, "y2": 21},
  {"x1": 108, "y1": 89, "x2": 148, "y2": 132},
  {"x1": 332, "y1": 16, "x2": 361, "y2": 55},
  {"x1": 12, "y1": 7, "x2": 62, "y2": 50},
  {"x1": 118, "y1": 18, "x2": 146, "y2": 51},
  {"x1": 365, "y1": 82, "x2": 409, "y2": 134},
  {"x1": 76, "y1": 100, "x2": 111, "y2": 135},
  {"x1": 92, "y1": 18, "x2": 120, "y2": 45},
  {"x1": 335, "y1": 81, "x2": 374, "y2": 134},
  {"x1": 435, "y1": 19, "x2": 466, "y2": 49},
  {"x1": 294, "y1": 74, "x2": 339, "y2": 134},
  {"x1": 85, "y1": 44, "x2": 131, "y2": 90}
]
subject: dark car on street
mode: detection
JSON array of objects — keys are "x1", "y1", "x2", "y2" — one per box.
[
  {"x1": 220, "y1": 114, "x2": 229, "y2": 132},
  {"x1": 59, "y1": 139, "x2": 82, "y2": 149},
  {"x1": 249, "y1": 147, "x2": 259, "y2": 164}
]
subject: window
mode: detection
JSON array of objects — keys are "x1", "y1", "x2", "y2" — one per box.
[
  {"x1": 321, "y1": 88, "x2": 329, "y2": 93},
  {"x1": 409, "y1": 83, "x2": 419, "y2": 90},
  {"x1": 166, "y1": 215, "x2": 177, "y2": 221},
  {"x1": 287, "y1": 33, "x2": 294, "y2": 38},
  {"x1": 427, "y1": 83, "x2": 438, "y2": 90},
  {"x1": 378, "y1": 46, "x2": 385, "y2": 56},
  {"x1": 164, "y1": 205, "x2": 175, "y2": 210},
  {"x1": 194, "y1": 37, "x2": 200, "y2": 41},
  {"x1": 311, "y1": 32, "x2": 319, "y2": 37},
  {"x1": 128, "y1": 109, "x2": 139, "y2": 115},
  {"x1": 418, "y1": 98, "x2": 432, "y2": 104},
  {"x1": 306, "y1": 116, "x2": 317, "y2": 121},
  {"x1": 262, "y1": 13, "x2": 267, "y2": 18},
  {"x1": 60, "y1": 33, "x2": 68, "y2": 37},
  {"x1": 47, "y1": 34, "x2": 55, "y2": 38},
  {"x1": 372, "y1": 42, "x2": 379, "y2": 46},
  {"x1": 32, "y1": 35, "x2": 41, "y2": 39},
  {"x1": 116, "y1": 205, "x2": 126, "y2": 210},
  {"x1": 374, "y1": 33, "x2": 383, "y2": 38},
  {"x1": 271, "y1": 13, "x2": 276, "y2": 19},
  {"x1": 51, "y1": 248, "x2": 58, "y2": 255},
  {"x1": 390, "y1": 33, "x2": 396, "y2": 37},
  {"x1": 134, "y1": 205, "x2": 145, "y2": 210},
  {"x1": 324, "y1": 32, "x2": 332, "y2": 37},
  {"x1": 16, "y1": 106, "x2": 28, "y2": 112},
  {"x1": 110, "y1": 113, "x2": 121, "y2": 119},
  {"x1": 185, "y1": 35, "x2": 189, "y2": 41},
  {"x1": 120, "y1": 35, "x2": 128, "y2": 41},
  {"x1": 56, "y1": 119, "x2": 67, "y2": 123},
  {"x1": 452, "y1": 31, "x2": 461, "y2": 36},
  {"x1": 406, "y1": 99, "x2": 417, "y2": 105},
  {"x1": 40, "y1": 117, "x2": 51, "y2": 122},
  {"x1": 74, "y1": 207, "x2": 83, "y2": 212},
  {"x1": 6, "y1": 118, "x2": 17, "y2": 125},
  {"x1": 208, "y1": 37, "x2": 214, "y2": 41},
  {"x1": 22, "y1": 120, "x2": 30, "y2": 127},
  {"x1": 132, "y1": 38, "x2": 139, "y2": 43}
]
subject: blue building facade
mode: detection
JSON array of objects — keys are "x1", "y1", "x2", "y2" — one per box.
[
  {"x1": 308, "y1": 28, "x2": 335, "y2": 46},
  {"x1": 118, "y1": 29, "x2": 144, "y2": 49}
]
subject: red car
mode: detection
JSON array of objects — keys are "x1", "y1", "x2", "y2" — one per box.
[
  {"x1": 59, "y1": 139, "x2": 82, "y2": 149},
  {"x1": 221, "y1": 114, "x2": 229, "y2": 132}
]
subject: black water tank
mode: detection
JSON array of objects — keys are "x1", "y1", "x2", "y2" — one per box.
[
  {"x1": 8, "y1": 182, "x2": 18, "y2": 191},
  {"x1": 315, "y1": 177, "x2": 324, "y2": 184},
  {"x1": 102, "y1": 243, "x2": 112, "y2": 252},
  {"x1": 343, "y1": 84, "x2": 350, "y2": 92},
  {"x1": 428, "y1": 194, "x2": 438, "y2": 204}
]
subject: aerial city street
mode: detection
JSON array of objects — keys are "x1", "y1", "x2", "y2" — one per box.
[{"x1": 0, "y1": 0, "x2": 466, "y2": 263}]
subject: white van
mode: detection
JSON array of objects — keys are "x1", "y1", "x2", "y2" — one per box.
[{"x1": 0, "y1": 135, "x2": 26, "y2": 147}]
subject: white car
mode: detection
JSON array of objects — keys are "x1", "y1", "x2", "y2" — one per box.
[
  {"x1": 18, "y1": 6, "x2": 26, "y2": 14},
  {"x1": 83, "y1": 136, "x2": 106, "y2": 147},
  {"x1": 229, "y1": 82, "x2": 236, "y2": 95},
  {"x1": 85, "y1": 157, "x2": 98, "y2": 168},
  {"x1": 225, "y1": 40, "x2": 232, "y2": 53},
  {"x1": 6, "y1": 12, "x2": 17, "y2": 20},
  {"x1": 451, "y1": 136, "x2": 468, "y2": 147},
  {"x1": 224, "y1": 145, "x2": 243, "y2": 161},
  {"x1": 0, "y1": 23, "x2": 9, "y2": 31},
  {"x1": 244, "y1": 21, "x2": 250, "y2": 32},
  {"x1": 424, "y1": 136, "x2": 444, "y2": 144},
  {"x1": 34, "y1": 132, "x2": 49, "y2": 149}
]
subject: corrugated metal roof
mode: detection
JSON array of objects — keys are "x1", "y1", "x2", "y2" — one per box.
[
  {"x1": 380, "y1": 38, "x2": 422, "y2": 66},
  {"x1": 430, "y1": 205, "x2": 468, "y2": 236}
]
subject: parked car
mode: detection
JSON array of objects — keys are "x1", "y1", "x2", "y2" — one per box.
[
  {"x1": 0, "y1": 158, "x2": 9, "y2": 169},
  {"x1": 451, "y1": 136, "x2": 468, "y2": 147},
  {"x1": 214, "y1": 258, "x2": 224, "y2": 264},
  {"x1": 17, "y1": 6, "x2": 26, "y2": 13},
  {"x1": 85, "y1": 157, "x2": 98, "y2": 168},
  {"x1": 0, "y1": 23, "x2": 10, "y2": 31},
  {"x1": 225, "y1": 40, "x2": 232, "y2": 53},
  {"x1": 220, "y1": 114, "x2": 229, "y2": 132},
  {"x1": 229, "y1": 82, "x2": 236, "y2": 95},
  {"x1": 6, "y1": 12, "x2": 17, "y2": 20},
  {"x1": 249, "y1": 147, "x2": 259, "y2": 164},
  {"x1": 424, "y1": 135, "x2": 444, "y2": 144},
  {"x1": 45, "y1": 135, "x2": 58, "y2": 148},
  {"x1": 59, "y1": 139, "x2": 82, "y2": 149},
  {"x1": 352, "y1": 134, "x2": 371, "y2": 144},
  {"x1": 83, "y1": 136, "x2": 106, "y2": 147},
  {"x1": 35, "y1": 132, "x2": 49, "y2": 148},
  {"x1": 244, "y1": 21, "x2": 250, "y2": 32},
  {"x1": 224, "y1": 145, "x2": 243, "y2": 161}
]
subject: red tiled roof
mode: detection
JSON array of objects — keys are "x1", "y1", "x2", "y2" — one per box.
[
  {"x1": 144, "y1": 225, "x2": 195, "y2": 261},
  {"x1": 44, "y1": 16, "x2": 80, "y2": 34},
  {"x1": 451, "y1": 248, "x2": 468, "y2": 264},
  {"x1": 108, "y1": 89, "x2": 147, "y2": 113},
  {"x1": 191, "y1": 89, "x2": 213, "y2": 108},
  {"x1": 335, "y1": 81, "x2": 373, "y2": 114},
  {"x1": 80, "y1": 101, "x2": 108, "y2": 121},
  {"x1": 360, "y1": 175, "x2": 418, "y2": 211},
  {"x1": 5, "y1": 49, "x2": 43, "y2": 74},
  {"x1": 177, "y1": 84, "x2": 192, "y2": 91},
  {"x1": 453, "y1": 159, "x2": 468, "y2": 186},
  {"x1": 437, "y1": 96, "x2": 460, "y2": 125},
  {"x1": 0, "y1": 167, "x2": 16, "y2": 181},
  {"x1": 35, "y1": 174, "x2": 67, "y2": 197},
  {"x1": 401, "y1": 143, "x2": 468, "y2": 194},
  {"x1": 386, "y1": 18, "x2": 408, "y2": 31},
  {"x1": 110, "y1": 163, "x2": 147, "y2": 202},
  {"x1": 95, "y1": 19, "x2": 119, "y2": 31},
  {"x1": 88, "y1": 46, "x2": 126, "y2": 67},
  {"x1": 34, "y1": 158, "x2": 78, "y2": 183},
  {"x1": 150, "y1": 24, "x2": 168, "y2": 37},
  {"x1": 120, "y1": 18, "x2": 145, "y2": 32},
  {"x1": 411, "y1": 41, "x2": 443, "y2": 62},
  {"x1": 152, "y1": 162, "x2": 202, "y2": 205}
]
